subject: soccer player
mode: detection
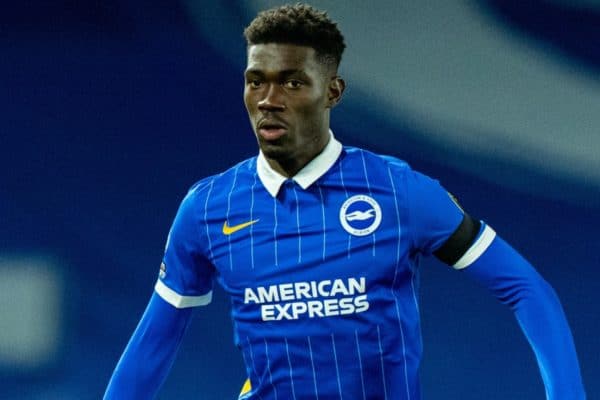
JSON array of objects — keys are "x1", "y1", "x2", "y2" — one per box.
[{"x1": 104, "y1": 4, "x2": 586, "y2": 399}]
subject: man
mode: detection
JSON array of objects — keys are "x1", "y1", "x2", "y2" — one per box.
[{"x1": 104, "y1": 4, "x2": 585, "y2": 399}]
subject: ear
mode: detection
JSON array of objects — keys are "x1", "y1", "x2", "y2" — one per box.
[{"x1": 326, "y1": 76, "x2": 345, "y2": 108}]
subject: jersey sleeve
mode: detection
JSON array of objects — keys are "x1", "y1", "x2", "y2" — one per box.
[
  {"x1": 463, "y1": 235, "x2": 586, "y2": 398},
  {"x1": 155, "y1": 186, "x2": 215, "y2": 308},
  {"x1": 103, "y1": 293, "x2": 194, "y2": 399},
  {"x1": 405, "y1": 168, "x2": 465, "y2": 256}
]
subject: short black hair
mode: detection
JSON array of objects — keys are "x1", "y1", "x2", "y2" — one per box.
[{"x1": 244, "y1": 3, "x2": 346, "y2": 69}]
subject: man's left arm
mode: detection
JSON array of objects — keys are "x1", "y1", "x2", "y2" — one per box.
[
  {"x1": 437, "y1": 215, "x2": 586, "y2": 399},
  {"x1": 398, "y1": 169, "x2": 585, "y2": 400},
  {"x1": 403, "y1": 167, "x2": 586, "y2": 399}
]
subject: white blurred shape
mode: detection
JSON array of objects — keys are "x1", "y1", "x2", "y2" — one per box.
[{"x1": 0, "y1": 256, "x2": 63, "y2": 369}]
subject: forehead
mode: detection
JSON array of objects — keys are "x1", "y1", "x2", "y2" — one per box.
[{"x1": 245, "y1": 43, "x2": 321, "y2": 73}]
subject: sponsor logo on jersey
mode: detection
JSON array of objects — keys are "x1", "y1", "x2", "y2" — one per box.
[
  {"x1": 222, "y1": 219, "x2": 260, "y2": 235},
  {"x1": 238, "y1": 378, "x2": 252, "y2": 399},
  {"x1": 244, "y1": 277, "x2": 369, "y2": 321},
  {"x1": 339, "y1": 195, "x2": 382, "y2": 236}
]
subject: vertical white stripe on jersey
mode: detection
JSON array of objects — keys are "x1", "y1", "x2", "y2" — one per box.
[
  {"x1": 227, "y1": 165, "x2": 241, "y2": 270},
  {"x1": 331, "y1": 333, "x2": 343, "y2": 400},
  {"x1": 377, "y1": 325, "x2": 389, "y2": 400},
  {"x1": 317, "y1": 184, "x2": 327, "y2": 261},
  {"x1": 204, "y1": 179, "x2": 215, "y2": 261},
  {"x1": 284, "y1": 338, "x2": 297, "y2": 400},
  {"x1": 250, "y1": 173, "x2": 257, "y2": 269},
  {"x1": 307, "y1": 336, "x2": 319, "y2": 400},
  {"x1": 392, "y1": 298, "x2": 411, "y2": 400},
  {"x1": 354, "y1": 330, "x2": 367, "y2": 400},
  {"x1": 273, "y1": 196, "x2": 279, "y2": 267},
  {"x1": 387, "y1": 167, "x2": 402, "y2": 286},
  {"x1": 338, "y1": 159, "x2": 352, "y2": 259},
  {"x1": 387, "y1": 166, "x2": 412, "y2": 400},
  {"x1": 359, "y1": 150, "x2": 372, "y2": 194},
  {"x1": 292, "y1": 186, "x2": 302, "y2": 264},
  {"x1": 359, "y1": 150, "x2": 376, "y2": 256},
  {"x1": 246, "y1": 337, "x2": 264, "y2": 400},
  {"x1": 264, "y1": 338, "x2": 279, "y2": 400},
  {"x1": 410, "y1": 274, "x2": 420, "y2": 314},
  {"x1": 240, "y1": 348, "x2": 264, "y2": 400}
]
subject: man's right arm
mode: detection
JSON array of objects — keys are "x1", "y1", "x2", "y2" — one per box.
[
  {"x1": 104, "y1": 182, "x2": 215, "y2": 398},
  {"x1": 103, "y1": 292, "x2": 194, "y2": 399}
]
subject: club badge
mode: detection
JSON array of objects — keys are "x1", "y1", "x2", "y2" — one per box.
[{"x1": 339, "y1": 195, "x2": 382, "y2": 236}]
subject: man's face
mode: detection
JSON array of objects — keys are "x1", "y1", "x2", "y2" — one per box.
[{"x1": 244, "y1": 43, "x2": 343, "y2": 173}]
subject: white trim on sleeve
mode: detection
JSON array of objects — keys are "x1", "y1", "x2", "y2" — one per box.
[
  {"x1": 453, "y1": 225, "x2": 496, "y2": 270},
  {"x1": 154, "y1": 279, "x2": 212, "y2": 308}
]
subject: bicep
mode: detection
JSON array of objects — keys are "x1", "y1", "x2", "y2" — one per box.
[
  {"x1": 158, "y1": 189, "x2": 216, "y2": 308},
  {"x1": 433, "y1": 213, "x2": 482, "y2": 266},
  {"x1": 405, "y1": 168, "x2": 467, "y2": 256}
]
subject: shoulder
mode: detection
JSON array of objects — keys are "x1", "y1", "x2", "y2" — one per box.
[
  {"x1": 183, "y1": 157, "x2": 258, "y2": 203},
  {"x1": 341, "y1": 145, "x2": 414, "y2": 177},
  {"x1": 343, "y1": 145, "x2": 408, "y2": 168}
]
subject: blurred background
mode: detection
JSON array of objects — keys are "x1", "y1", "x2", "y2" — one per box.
[{"x1": 1, "y1": 0, "x2": 598, "y2": 398}]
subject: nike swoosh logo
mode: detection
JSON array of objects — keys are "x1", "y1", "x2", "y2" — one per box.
[{"x1": 222, "y1": 219, "x2": 259, "y2": 235}]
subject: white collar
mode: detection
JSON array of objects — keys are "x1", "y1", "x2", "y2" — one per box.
[{"x1": 257, "y1": 130, "x2": 343, "y2": 197}]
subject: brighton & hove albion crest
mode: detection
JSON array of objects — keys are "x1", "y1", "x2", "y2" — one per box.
[{"x1": 339, "y1": 195, "x2": 382, "y2": 236}]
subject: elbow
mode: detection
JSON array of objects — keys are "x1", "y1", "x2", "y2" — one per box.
[{"x1": 497, "y1": 274, "x2": 558, "y2": 312}]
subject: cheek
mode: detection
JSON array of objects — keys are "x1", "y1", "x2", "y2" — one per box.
[
  {"x1": 243, "y1": 92, "x2": 256, "y2": 115},
  {"x1": 297, "y1": 95, "x2": 327, "y2": 122}
]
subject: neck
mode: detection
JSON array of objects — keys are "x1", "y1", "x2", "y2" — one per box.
[{"x1": 267, "y1": 158, "x2": 307, "y2": 178}]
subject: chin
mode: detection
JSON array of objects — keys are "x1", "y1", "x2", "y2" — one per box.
[
  {"x1": 260, "y1": 146, "x2": 289, "y2": 160},
  {"x1": 259, "y1": 141, "x2": 293, "y2": 160},
  {"x1": 258, "y1": 136, "x2": 283, "y2": 152}
]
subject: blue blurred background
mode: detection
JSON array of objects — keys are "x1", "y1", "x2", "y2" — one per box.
[{"x1": 1, "y1": 1, "x2": 598, "y2": 398}]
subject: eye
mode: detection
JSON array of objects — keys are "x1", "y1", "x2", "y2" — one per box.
[
  {"x1": 284, "y1": 79, "x2": 303, "y2": 89},
  {"x1": 248, "y1": 79, "x2": 262, "y2": 88}
]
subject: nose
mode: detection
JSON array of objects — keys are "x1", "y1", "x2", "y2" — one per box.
[{"x1": 258, "y1": 84, "x2": 285, "y2": 112}]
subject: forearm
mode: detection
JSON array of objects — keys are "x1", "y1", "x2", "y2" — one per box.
[
  {"x1": 463, "y1": 235, "x2": 585, "y2": 399},
  {"x1": 104, "y1": 292, "x2": 193, "y2": 399}
]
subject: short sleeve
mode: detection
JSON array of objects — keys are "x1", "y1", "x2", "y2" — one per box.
[
  {"x1": 155, "y1": 187, "x2": 215, "y2": 308},
  {"x1": 406, "y1": 168, "x2": 465, "y2": 255}
]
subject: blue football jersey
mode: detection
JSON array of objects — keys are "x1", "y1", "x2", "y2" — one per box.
[{"x1": 156, "y1": 134, "x2": 484, "y2": 399}]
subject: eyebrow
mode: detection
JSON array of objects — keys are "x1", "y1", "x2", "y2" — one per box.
[{"x1": 244, "y1": 69, "x2": 306, "y2": 78}]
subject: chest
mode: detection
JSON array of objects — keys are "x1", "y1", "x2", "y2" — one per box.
[{"x1": 203, "y1": 181, "x2": 413, "y2": 297}]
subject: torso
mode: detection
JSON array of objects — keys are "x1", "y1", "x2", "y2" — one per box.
[{"x1": 196, "y1": 148, "x2": 424, "y2": 399}]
